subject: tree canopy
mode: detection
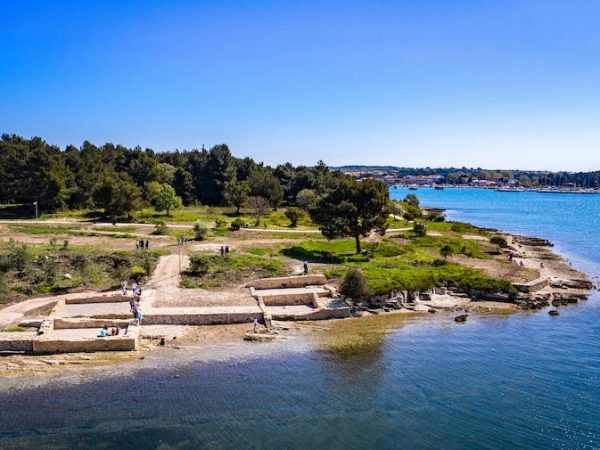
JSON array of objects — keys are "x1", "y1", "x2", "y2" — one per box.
[{"x1": 309, "y1": 178, "x2": 390, "y2": 253}]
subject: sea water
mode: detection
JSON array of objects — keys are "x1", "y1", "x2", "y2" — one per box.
[{"x1": 1, "y1": 188, "x2": 599, "y2": 449}]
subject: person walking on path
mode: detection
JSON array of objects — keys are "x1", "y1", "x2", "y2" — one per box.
[
  {"x1": 220, "y1": 246, "x2": 225, "y2": 257},
  {"x1": 145, "y1": 240, "x2": 149, "y2": 250},
  {"x1": 303, "y1": 261, "x2": 309, "y2": 275},
  {"x1": 121, "y1": 280, "x2": 128, "y2": 296},
  {"x1": 225, "y1": 246, "x2": 229, "y2": 255},
  {"x1": 253, "y1": 317, "x2": 258, "y2": 333}
]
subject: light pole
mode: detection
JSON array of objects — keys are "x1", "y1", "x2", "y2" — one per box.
[{"x1": 33, "y1": 201, "x2": 38, "y2": 219}]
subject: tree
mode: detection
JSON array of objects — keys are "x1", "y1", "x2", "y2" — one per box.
[
  {"x1": 405, "y1": 194, "x2": 420, "y2": 207},
  {"x1": 148, "y1": 182, "x2": 183, "y2": 216},
  {"x1": 309, "y1": 178, "x2": 389, "y2": 254},
  {"x1": 413, "y1": 222, "x2": 427, "y2": 237},
  {"x1": 224, "y1": 180, "x2": 250, "y2": 214},
  {"x1": 339, "y1": 268, "x2": 372, "y2": 301},
  {"x1": 246, "y1": 196, "x2": 270, "y2": 226},
  {"x1": 248, "y1": 167, "x2": 284, "y2": 209},
  {"x1": 440, "y1": 244, "x2": 454, "y2": 261},
  {"x1": 296, "y1": 188, "x2": 317, "y2": 210},
  {"x1": 93, "y1": 176, "x2": 142, "y2": 222},
  {"x1": 285, "y1": 207, "x2": 301, "y2": 227},
  {"x1": 172, "y1": 168, "x2": 196, "y2": 206}
]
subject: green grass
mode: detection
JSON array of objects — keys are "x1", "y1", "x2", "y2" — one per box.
[
  {"x1": 180, "y1": 252, "x2": 287, "y2": 288},
  {"x1": 245, "y1": 228, "x2": 513, "y2": 296},
  {"x1": 9, "y1": 225, "x2": 137, "y2": 240}
]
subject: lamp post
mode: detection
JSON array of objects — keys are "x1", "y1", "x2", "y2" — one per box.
[{"x1": 33, "y1": 201, "x2": 38, "y2": 219}]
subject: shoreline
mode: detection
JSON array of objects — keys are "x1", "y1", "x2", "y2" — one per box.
[{"x1": 0, "y1": 224, "x2": 595, "y2": 381}]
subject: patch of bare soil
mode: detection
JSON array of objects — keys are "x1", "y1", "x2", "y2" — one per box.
[{"x1": 451, "y1": 254, "x2": 540, "y2": 283}]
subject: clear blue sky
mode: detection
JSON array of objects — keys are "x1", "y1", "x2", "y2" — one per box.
[{"x1": 1, "y1": 0, "x2": 599, "y2": 171}]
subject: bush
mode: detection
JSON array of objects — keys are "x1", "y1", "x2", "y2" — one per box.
[
  {"x1": 193, "y1": 220, "x2": 208, "y2": 240},
  {"x1": 403, "y1": 212, "x2": 415, "y2": 221},
  {"x1": 440, "y1": 244, "x2": 454, "y2": 260},
  {"x1": 490, "y1": 236, "x2": 508, "y2": 248},
  {"x1": 285, "y1": 207, "x2": 301, "y2": 227},
  {"x1": 339, "y1": 268, "x2": 372, "y2": 301},
  {"x1": 230, "y1": 218, "x2": 245, "y2": 231},
  {"x1": 413, "y1": 222, "x2": 427, "y2": 237},
  {"x1": 130, "y1": 266, "x2": 146, "y2": 281},
  {"x1": 188, "y1": 255, "x2": 209, "y2": 274},
  {"x1": 215, "y1": 219, "x2": 226, "y2": 229},
  {"x1": 428, "y1": 214, "x2": 445, "y2": 222},
  {"x1": 152, "y1": 221, "x2": 168, "y2": 235}
]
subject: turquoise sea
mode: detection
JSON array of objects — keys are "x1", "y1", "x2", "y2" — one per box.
[{"x1": 1, "y1": 188, "x2": 599, "y2": 449}]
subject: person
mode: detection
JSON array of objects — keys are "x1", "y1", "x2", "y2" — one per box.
[
  {"x1": 519, "y1": 260, "x2": 525, "y2": 267},
  {"x1": 99, "y1": 325, "x2": 108, "y2": 338},
  {"x1": 145, "y1": 240, "x2": 149, "y2": 250},
  {"x1": 253, "y1": 317, "x2": 258, "y2": 333},
  {"x1": 132, "y1": 281, "x2": 138, "y2": 293},
  {"x1": 303, "y1": 261, "x2": 309, "y2": 275},
  {"x1": 220, "y1": 246, "x2": 225, "y2": 256},
  {"x1": 113, "y1": 327, "x2": 120, "y2": 336},
  {"x1": 121, "y1": 280, "x2": 128, "y2": 296},
  {"x1": 225, "y1": 246, "x2": 229, "y2": 254},
  {"x1": 129, "y1": 298, "x2": 136, "y2": 313},
  {"x1": 135, "y1": 241, "x2": 139, "y2": 251},
  {"x1": 135, "y1": 307, "x2": 144, "y2": 322},
  {"x1": 540, "y1": 262, "x2": 545, "y2": 269},
  {"x1": 508, "y1": 253, "x2": 514, "y2": 262}
]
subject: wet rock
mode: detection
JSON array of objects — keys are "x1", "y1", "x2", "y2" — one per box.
[
  {"x1": 454, "y1": 314, "x2": 468, "y2": 323},
  {"x1": 549, "y1": 310, "x2": 560, "y2": 316},
  {"x1": 428, "y1": 308, "x2": 436, "y2": 314}
]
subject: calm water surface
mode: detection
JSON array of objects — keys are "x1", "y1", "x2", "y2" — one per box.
[{"x1": 1, "y1": 188, "x2": 599, "y2": 449}]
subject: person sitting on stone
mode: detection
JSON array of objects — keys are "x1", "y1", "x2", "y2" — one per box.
[{"x1": 99, "y1": 325, "x2": 108, "y2": 338}]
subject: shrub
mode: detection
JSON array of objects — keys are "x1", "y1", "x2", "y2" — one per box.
[
  {"x1": 413, "y1": 222, "x2": 427, "y2": 237},
  {"x1": 188, "y1": 255, "x2": 209, "y2": 274},
  {"x1": 130, "y1": 266, "x2": 146, "y2": 281},
  {"x1": 230, "y1": 218, "x2": 245, "y2": 231},
  {"x1": 490, "y1": 236, "x2": 508, "y2": 248},
  {"x1": 152, "y1": 221, "x2": 168, "y2": 235},
  {"x1": 193, "y1": 220, "x2": 208, "y2": 240},
  {"x1": 428, "y1": 214, "x2": 445, "y2": 222},
  {"x1": 340, "y1": 268, "x2": 372, "y2": 301},
  {"x1": 215, "y1": 219, "x2": 226, "y2": 229},
  {"x1": 440, "y1": 244, "x2": 454, "y2": 260},
  {"x1": 285, "y1": 207, "x2": 301, "y2": 227},
  {"x1": 403, "y1": 212, "x2": 415, "y2": 221}
]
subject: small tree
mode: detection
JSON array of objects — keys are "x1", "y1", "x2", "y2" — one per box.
[
  {"x1": 285, "y1": 207, "x2": 301, "y2": 227},
  {"x1": 148, "y1": 182, "x2": 183, "y2": 216},
  {"x1": 490, "y1": 235, "x2": 508, "y2": 250},
  {"x1": 193, "y1": 220, "x2": 208, "y2": 240},
  {"x1": 440, "y1": 244, "x2": 454, "y2": 261},
  {"x1": 296, "y1": 189, "x2": 318, "y2": 210},
  {"x1": 224, "y1": 180, "x2": 250, "y2": 214},
  {"x1": 413, "y1": 222, "x2": 427, "y2": 237},
  {"x1": 246, "y1": 196, "x2": 270, "y2": 226},
  {"x1": 405, "y1": 194, "x2": 420, "y2": 207},
  {"x1": 339, "y1": 268, "x2": 372, "y2": 302},
  {"x1": 188, "y1": 255, "x2": 209, "y2": 274}
]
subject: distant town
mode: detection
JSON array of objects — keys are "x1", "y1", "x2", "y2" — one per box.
[{"x1": 337, "y1": 166, "x2": 600, "y2": 193}]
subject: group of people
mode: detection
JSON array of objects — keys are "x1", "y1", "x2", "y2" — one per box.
[
  {"x1": 99, "y1": 324, "x2": 120, "y2": 337},
  {"x1": 220, "y1": 246, "x2": 230, "y2": 256},
  {"x1": 120, "y1": 280, "x2": 143, "y2": 321},
  {"x1": 136, "y1": 239, "x2": 150, "y2": 250}
]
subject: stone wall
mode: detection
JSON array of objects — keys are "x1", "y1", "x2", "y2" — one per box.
[
  {"x1": 65, "y1": 295, "x2": 129, "y2": 304},
  {"x1": 143, "y1": 311, "x2": 263, "y2": 326},
  {"x1": 0, "y1": 332, "x2": 35, "y2": 352},
  {"x1": 514, "y1": 278, "x2": 549, "y2": 293},
  {"x1": 259, "y1": 292, "x2": 317, "y2": 306},
  {"x1": 247, "y1": 274, "x2": 327, "y2": 290}
]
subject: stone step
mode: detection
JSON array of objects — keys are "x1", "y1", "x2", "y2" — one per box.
[
  {"x1": 247, "y1": 274, "x2": 327, "y2": 290},
  {"x1": 254, "y1": 287, "x2": 330, "y2": 306}
]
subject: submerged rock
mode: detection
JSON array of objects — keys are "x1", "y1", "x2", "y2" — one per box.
[
  {"x1": 454, "y1": 314, "x2": 468, "y2": 323},
  {"x1": 549, "y1": 310, "x2": 560, "y2": 316}
]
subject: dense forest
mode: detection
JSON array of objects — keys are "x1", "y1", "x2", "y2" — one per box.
[{"x1": 0, "y1": 134, "x2": 345, "y2": 215}]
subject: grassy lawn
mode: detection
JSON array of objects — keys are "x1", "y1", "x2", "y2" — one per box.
[
  {"x1": 180, "y1": 252, "x2": 287, "y2": 288},
  {"x1": 244, "y1": 226, "x2": 514, "y2": 296},
  {"x1": 8, "y1": 224, "x2": 137, "y2": 239}
]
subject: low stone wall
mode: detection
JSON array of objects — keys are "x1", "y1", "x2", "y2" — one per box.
[
  {"x1": 64, "y1": 295, "x2": 129, "y2": 304},
  {"x1": 514, "y1": 278, "x2": 549, "y2": 293},
  {"x1": 0, "y1": 332, "x2": 35, "y2": 352},
  {"x1": 247, "y1": 274, "x2": 327, "y2": 290},
  {"x1": 260, "y1": 292, "x2": 317, "y2": 306},
  {"x1": 33, "y1": 323, "x2": 139, "y2": 353},
  {"x1": 143, "y1": 311, "x2": 263, "y2": 326},
  {"x1": 53, "y1": 318, "x2": 135, "y2": 329},
  {"x1": 270, "y1": 307, "x2": 351, "y2": 321}
]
